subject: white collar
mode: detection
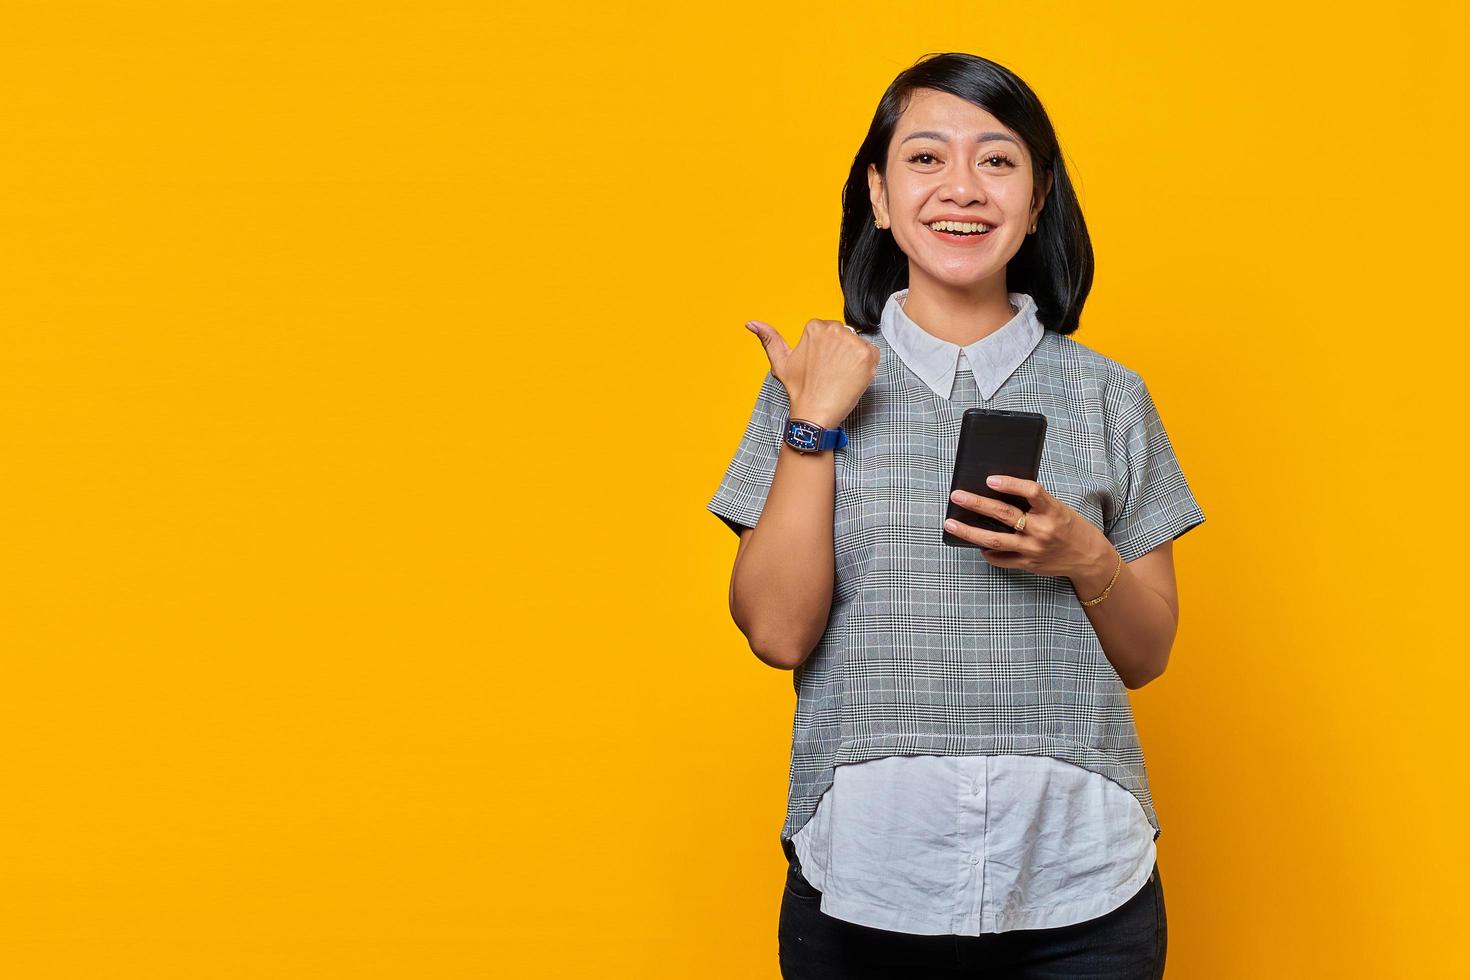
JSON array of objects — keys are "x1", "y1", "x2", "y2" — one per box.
[{"x1": 879, "y1": 289, "x2": 1044, "y2": 400}]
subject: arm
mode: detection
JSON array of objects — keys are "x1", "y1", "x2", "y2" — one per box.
[
  {"x1": 728, "y1": 411, "x2": 839, "y2": 671},
  {"x1": 1068, "y1": 536, "x2": 1181, "y2": 690},
  {"x1": 711, "y1": 318, "x2": 879, "y2": 671},
  {"x1": 1070, "y1": 371, "x2": 1205, "y2": 689}
]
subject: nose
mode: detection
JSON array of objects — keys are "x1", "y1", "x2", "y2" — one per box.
[{"x1": 941, "y1": 173, "x2": 987, "y2": 206}]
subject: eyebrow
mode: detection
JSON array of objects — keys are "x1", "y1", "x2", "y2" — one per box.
[{"x1": 900, "y1": 130, "x2": 1020, "y2": 147}]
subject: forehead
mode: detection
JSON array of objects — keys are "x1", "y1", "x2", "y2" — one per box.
[{"x1": 894, "y1": 88, "x2": 1018, "y2": 145}]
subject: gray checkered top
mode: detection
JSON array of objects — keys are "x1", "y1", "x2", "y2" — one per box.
[{"x1": 707, "y1": 302, "x2": 1207, "y2": 849}]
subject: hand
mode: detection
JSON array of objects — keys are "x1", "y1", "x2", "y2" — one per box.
[
  {"x1": 944, "y1": 475, "x2": 1108, "y2": 577},
  {"x1": 745, "y1": 318, "x2": 879, "y2": 428}
]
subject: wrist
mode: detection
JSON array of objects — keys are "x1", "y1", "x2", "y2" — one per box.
[
  {"x1": 788, "y1": 405, "x2": 844, "y2": 430},
  {"x1": 1069, "y1": 533, "x2": 1121, "y2": 599}
]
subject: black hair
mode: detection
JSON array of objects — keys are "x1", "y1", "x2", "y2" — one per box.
[{"x1": 838, "y1": 52, "x2": 1093, "y2": 335}]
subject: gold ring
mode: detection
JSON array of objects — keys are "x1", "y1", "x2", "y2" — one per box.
[{"x1": 1013, "y1": 513, "x2": 1027, "y2": 532}]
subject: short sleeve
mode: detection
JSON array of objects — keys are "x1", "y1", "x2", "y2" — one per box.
[
  {"x1": 706, "y1": 370, "x2": 790, "y2": 536},
  {"x1": 1105, "y1": 376, "x2": 1207, "y2": 563}
]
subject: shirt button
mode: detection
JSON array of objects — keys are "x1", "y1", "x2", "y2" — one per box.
[
  {"x1": 970, "y1": 854, "x2": 979, "y2": 866},
  {"x1": 972, "y1": 782, "x2": 981, "y2": 796}
]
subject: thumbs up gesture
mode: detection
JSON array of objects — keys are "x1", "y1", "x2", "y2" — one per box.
[{"x1": 744, "y1": 318, "x2": 880, "y2": 429}]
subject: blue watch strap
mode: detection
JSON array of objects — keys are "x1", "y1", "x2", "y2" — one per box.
[{"x1": 815, "y1": 425, "x2": 848, "y2": 451}]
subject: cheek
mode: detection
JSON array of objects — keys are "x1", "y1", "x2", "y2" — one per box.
[
  {"x1": 996, "y1": 190, "x2": 1034, "y2": 222},
  {"x1": 890, "y1": 186, "x2": 930, "y2": 219}
]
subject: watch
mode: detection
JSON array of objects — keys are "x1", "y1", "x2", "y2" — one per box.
[{"x1": 783, "y1": 416, "x2": 848, "y2": 454}]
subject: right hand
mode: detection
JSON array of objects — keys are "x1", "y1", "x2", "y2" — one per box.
[{"x1": 745, "y1": 318, "x2": 880, "y2": 429}]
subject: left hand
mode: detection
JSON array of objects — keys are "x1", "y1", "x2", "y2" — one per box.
[{"x1": 944, "y1": 475, "x2": 1104, "y2": 577}]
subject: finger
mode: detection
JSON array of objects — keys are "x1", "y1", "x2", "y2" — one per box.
[
  {"x1": 944, "y1": 518, "x2": 1030, "y2": 552},
  {"x1": 978, "y1": 547, "x2": 1020, "y2": 567},
  {"x1": 943, "y1": 516, "x2": 978, "y2": 545},
  {"x1": 744, "y1": 320, "x2": 791, "y2": 368},
  {"x1": 983, "y1": 474, "x2": 1051, "y2": 507},
  {"x1": 949, "y1": 488, "x2": 1025, "y2": 526}
]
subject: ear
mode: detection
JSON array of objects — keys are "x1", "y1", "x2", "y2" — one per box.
[
  {"x1": 1033, "y1": 167, "x2": 1055, "y2": 221},
  {"x1": 867, "y1": 163, "x2": 887, "y2": 226}
]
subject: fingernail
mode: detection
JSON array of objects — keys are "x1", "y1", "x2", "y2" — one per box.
[
  {"x1": 987, "y1": 475, "x2": 1003, "y2": 487},
  {"x1": 744, "y1": 321, "x2": 757, "y2": 332}
]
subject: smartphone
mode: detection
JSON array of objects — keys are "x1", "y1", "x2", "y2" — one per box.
[{"x1": 942, "y1": 409, "x2": 1048, "y2": 547}]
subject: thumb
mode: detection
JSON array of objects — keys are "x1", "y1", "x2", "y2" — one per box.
[{"x1": 744, "y1": 320, "x2": 791, "y2": 369}]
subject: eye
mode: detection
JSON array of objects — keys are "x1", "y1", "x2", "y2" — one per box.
[{"x1": 906, "y1": 151, "x2": 1017, "y2": 168}]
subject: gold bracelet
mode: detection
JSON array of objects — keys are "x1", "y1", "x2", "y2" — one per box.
[{"x1": 1079, "y1": 553, "x2": 1123, "y2": 607}]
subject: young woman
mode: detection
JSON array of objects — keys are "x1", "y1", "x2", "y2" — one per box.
[{"x1": 708, "y1": 52, "x2": 1204, "y2": 979}]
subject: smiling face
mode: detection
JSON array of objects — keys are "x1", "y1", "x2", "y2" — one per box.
[{"x1": 868, "y1": 88, "x2": 1051, "y2": 291}]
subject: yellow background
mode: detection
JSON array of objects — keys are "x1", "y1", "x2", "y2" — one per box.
[{"x1": 2, "y1": 2, "x2": 1466, "y2": 976}]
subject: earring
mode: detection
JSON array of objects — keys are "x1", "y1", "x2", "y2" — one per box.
[{"x1": 875, "y1": 219, "x2": 883, "y2": 229}]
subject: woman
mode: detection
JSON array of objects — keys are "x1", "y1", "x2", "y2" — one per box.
[{"x1": 707, "y1": 52, "x2": 1204, "y2": 978}]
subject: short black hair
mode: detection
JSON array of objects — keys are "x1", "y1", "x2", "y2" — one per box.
[{"x1": 839, "y1": 52, "x2": 1094, "y2": 336}]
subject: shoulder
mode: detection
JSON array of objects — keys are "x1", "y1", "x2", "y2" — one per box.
[{"x1": 1047, "y1": 330, "x2": 1148, "y2": 414}]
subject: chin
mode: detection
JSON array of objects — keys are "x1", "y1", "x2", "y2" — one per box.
[{"x1": 927, "y1": 262, "x2": 1006, "y2": 286}]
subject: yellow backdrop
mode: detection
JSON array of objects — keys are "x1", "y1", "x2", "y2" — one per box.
[{"x1": 2, "y1": 2, "x2": 1465, "y2": 977}]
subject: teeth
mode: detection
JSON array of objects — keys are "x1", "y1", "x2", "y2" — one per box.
[{"x1": 927, "y1": 220, "x2": 992, "y2": 234}]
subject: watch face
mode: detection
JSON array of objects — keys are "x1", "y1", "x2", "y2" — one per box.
[{"x1": 785, "y1": 420, "x2": 821, "y2": 452}]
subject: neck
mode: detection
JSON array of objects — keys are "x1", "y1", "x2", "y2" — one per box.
[{"x1": 901, "y1": 272, "x2": 1017, "y2": 346}]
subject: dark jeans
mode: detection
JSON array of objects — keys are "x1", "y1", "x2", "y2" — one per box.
[{"x1": 778, "y1": 854, "x2": 1166, "y2": 979}]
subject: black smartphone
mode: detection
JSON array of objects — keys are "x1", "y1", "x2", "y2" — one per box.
[{"x1": 942, "y1": 409, "x2": 1048, "y2": 547}]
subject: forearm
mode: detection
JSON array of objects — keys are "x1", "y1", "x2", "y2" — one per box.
[
  {"x1": 1068, "y1": 534, "x2": 1177, "y2": 689},
  {"x1": 730, "y1": 442, "x2": 836, "y2": 670}
]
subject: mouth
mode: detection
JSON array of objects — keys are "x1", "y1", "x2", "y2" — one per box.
[{"x1": 923, "y1": 220, "x2": 995, "y2": 245}]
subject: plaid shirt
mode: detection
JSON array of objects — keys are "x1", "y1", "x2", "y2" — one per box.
[{"x1": 707, "y1": 292, "x2": 1207, "y2": 856}]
